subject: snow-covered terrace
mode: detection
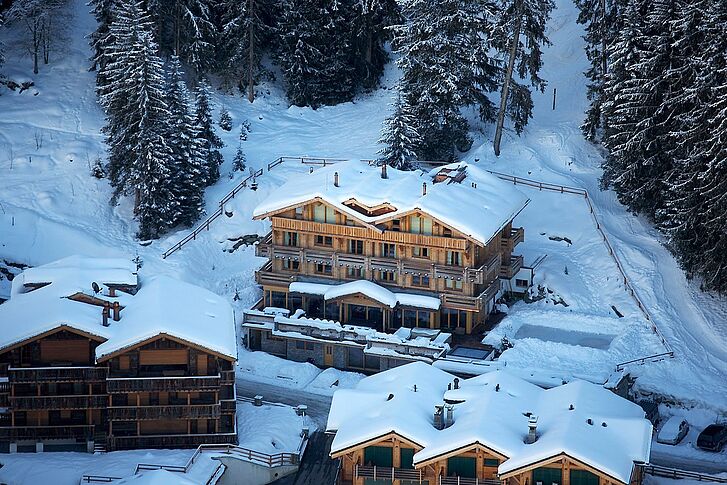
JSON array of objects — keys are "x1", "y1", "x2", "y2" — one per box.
[
  {"x1": 289, "y1": 280, "x2": 441, "y2": 310},
  {"x1": 326, "y1": 362, "x2": 652, "y2": 484},
  {"x1": 253, "y1": 161, "x2": 530, "y2": 246}
]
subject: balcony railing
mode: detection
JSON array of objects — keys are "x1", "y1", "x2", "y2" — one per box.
[
  {"x1": 439, "y1": 477, "x2": 502, "y2": 485},
  {"x1": 257, "y1": 245, "x2": 502, "y2": 286},
  {"x1": 500, "y1": 227, "x2": 524, "y2": 251},
  {"x1": 220, "y1": 370, "x2": 235, "y2": 384},
  {"x1": 220, "y1": 400, "x2": 236, "y2": 413},
  {"x1": 0, "y1": 424, "x2": 95, "y2": 440},
  {"x1": 106, "y1": 375, "x2": 221, "y2": 393},
  {"x1": 355, "y1": 465, "x2": 423, "y2": 481},
  {"x1": 500, "y1": 255, "x2": 524, "y2": 279},
  {"x1": 108, "y1": 432, "x2": 237, "y2": 450},
  {"x1": 10, "y1": 394, "x2": 108, "y2": 410},
  {"x1": 108, "y1": 404, "x2": 220, "y2": 421},
  {"x1": 8, "y1": 366, "x2": 108, "y2": 383}
]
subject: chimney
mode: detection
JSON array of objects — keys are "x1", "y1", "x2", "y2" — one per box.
[
  {"x1": 525, "y1": 416, "x2": 538, "y2": 444},
  {"x1": 381, "y1": 163, "x2": 388, "y2": 179},
  {"x1": 112, "y1": 302, "x2": 120, "y2": 321},
  {"x1": 445, "y1": 404, "x2": 454, "y2": 428},
  {"x1": 102, "y1": 304, "x2": 110, "y2": 327},
  {"x1": 422, "y1": 182, "x2": 427, "y2": 196},
  {"x1": 454, "y1": 378, "x2": 460, "y2": 390},
  {"x1": 334, "y1": 171, "x2": 339, "y2": 187},
  {"x1": 434, "y1": 405, "x2": 444, "y2": 430}
]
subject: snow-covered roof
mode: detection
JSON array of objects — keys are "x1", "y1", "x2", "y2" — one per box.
[
  {"x1": 327, "y1": 363, "x2": 651, "y2": 483},
  {"x1": 253, "y1": 162, "x2": 530, "y2": 246},
  {"x1": 289, "y1": 280, "x2": 441, "y2": 310},
  {"x1": 0, "y1": 259, "x2": 236, "y2": 361},
  {"x1": 16, "y1": 255, "x2": 137, "y2": 292}
]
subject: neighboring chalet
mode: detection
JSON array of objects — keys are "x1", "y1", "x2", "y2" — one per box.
[
  {"x1": 244, "y1": 162, "x2": 530, "y2": 370},
  {"x1": 0, "y1": 256, "x2": 237, "y2": 453},
  {"x1": 327, "y1": 362, "x2": 652, "y2": 485}
]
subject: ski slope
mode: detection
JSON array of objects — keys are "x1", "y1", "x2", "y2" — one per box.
[{"x1": 0, "y1": 0, "x2": 725, "y2": 420}]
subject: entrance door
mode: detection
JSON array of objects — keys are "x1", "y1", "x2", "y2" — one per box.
[
  {"x1": 324, "y1": 345, "x2": 334, "y2": 367},
  {"x1": 248, "y1": 330, "x2": 262, "y2": 351}
]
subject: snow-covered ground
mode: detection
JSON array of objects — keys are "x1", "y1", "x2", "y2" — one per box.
[{"x1": 0, "y1": 0, "x2": 726, "y2": 474}]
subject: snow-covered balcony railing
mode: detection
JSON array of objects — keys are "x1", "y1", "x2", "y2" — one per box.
[
  {"x1": 0, "y1": 424, "x2": 95, "y2": 440},
  {"x1": 8, "y1": 366, "x2": 108, "y2": 383},
  {"x1": 355, "y1": 464, "x2": 424, "y2": 481},
  {"x1": 500, "y1": 255, "x2": 524, "y2": 279},
  {"x1": 106, "y1": 375, "x2": 221, "y2": 393},
  {"x1": 10, "y1": 394, "x2": 108, "y2": 410},
  {"x1": 107, "y1": 404, "x2": 220, "y2": 421},
  {"x1": 108, "y1": 432, "x2": 237, "y2": 450}
]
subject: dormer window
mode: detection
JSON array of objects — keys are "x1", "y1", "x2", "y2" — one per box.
[
  {"x1": 314, "y1": 204, "x2": 336, "y2": 223},
  {"x1": 411, "y1": 215, "x2": 433, "y2": 235}
]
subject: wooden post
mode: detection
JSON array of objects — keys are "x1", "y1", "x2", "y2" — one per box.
[{"x1": 552, "y1": 88, "x2": 557, "y2": 110}]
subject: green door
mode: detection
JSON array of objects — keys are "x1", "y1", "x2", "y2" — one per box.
[
  {"x1": 447, "y1": 456, "x2": 477, "y2": 478},
  {"x1": 364, "y1": 446, "x2": 393, "y2": 467},
  {"x1": 532, "y1": 467, "x2": 563, "y2": 485},
  {"x1": 400, "y1": 447, "x2": 415, "y2": 469},
  {"x1": 570, "y1": 470, "x2": 599, "y2": 485}
]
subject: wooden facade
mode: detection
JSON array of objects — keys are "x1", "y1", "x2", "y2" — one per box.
[
  {"x1": 333, "y1": 434, "x2": 642, "y2": 485},
  {"x1": 254, "y1": 198, "x2": 524, "y2": 334},
  {"x1": 0, "y1": 330, "x2": 236, "y2": 452}
]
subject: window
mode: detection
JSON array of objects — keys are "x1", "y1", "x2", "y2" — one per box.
[
  {"x1": 282, "y1": 259, "x2": 300, "y2": 271},
  {"x1": 410, "y1": 215, "x2": 433, "y2": 235},
  {"x1": 364, "y1": 446, "x2": 393, "y2": 467},
  {"x1": 347, "y1": 267, "x2": 364, "y2": 279},
  {"x1": 271, "y1": 291, "x2": 287, "y2": 308},
  {"x1": 391, "y1": 219, "x2": 401, "y2": 231},
  {"x1": 403, "y1": 309, "x2": 417, "y2": 328},
  {"x1": 295, "y1": 340, "x2": 314, "y2": 351},
  {"x1": 516, "y1": 278, "x2": 529, "y2": 287},
  {"x1": 315, "y1": 235, "x2": 333, "y2": 247},
  {"x1": 313, "y1": 204, "x2": 336, "y2": 223},
  {"x1": 442, "y1": 227, "x2": 453, "y2": 238},
  {"x1": 442, "y1": 308, "x2": 468, "y2": 330},
  {"x1": 447, "y1": 456, "x2": 476, "y2": 478},
  {"x1": 400, "y1": 448, "x2": 415, "y2": 469},
  {"x1": 349, "y1": 239, "x2": 364, "y2": 254},
  {"x1": 445, "y1": 279, "x2": 463, "y2": 291},
  {"x1": 533, "y1": 467, "x2": 563, "y2": 485},
  {"x1": 412, "y1": 246, "x2": 429, "y2": 259},
  {"x1": 412, "y1": 274, "x2": 430, "y2": 288},
  {"x1": 315, "y1": 263, "x2": 333, "y2": 275},
  {"x1": 417, "y1": 311, "x2": 431, "y2": 328},
  {"x1": 377, "y1": 270, "x2": 396, "y2": 283},
  {"x1": 294, "y1": 206, "x2": 304, "y2": 219},
  {"x1": 446, "y1": 251, "x2": 462, "y2": 266},
  {"x1": 347, "y1": 348, "x2": 380, "y2": 370},
  {"x1": 381, "y1": 243, "x2": 396, "y2": 258},
  {"x1": 283, "y1": 231, "x2": 298, "y2": 246},
  {"x1": 484, "y1": 458, "x2": 500, "y2": 467}
]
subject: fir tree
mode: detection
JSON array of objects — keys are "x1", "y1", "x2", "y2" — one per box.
[
  {"x1": 349, "y1": 0, "x2": 400, "y2": 90},
  {"x1": 194, "y1": 79, "x2": 224, "y2": 186},
  {"x1": 377, "y1": 92, "x2": 421, "y2": 169},
  {"x1": 219, "y1": 106, "x2": 233, "y2": 131},
  {"x1": 232, "y1": 144, "x2": 247, "y2": 172},
  {"x1": 88, "y1": 0, "x2": 116, "y2": 74},
  {"x1": 239, "y1": 120, "x2": 251, "y2": 141}
]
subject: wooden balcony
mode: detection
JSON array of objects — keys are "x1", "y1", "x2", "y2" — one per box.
[
  {"x1": 270, "y1": 218, "x2": 469, "y2": 250},
  {"x1": 106, "y1": 375, "x2": 221, "y2": 393},
  {"x1": 355, "y1": 465, "x2": 424, "y2": 481},
  {"x1": 500, "y1": 227, "x2": 524, "y2": 252},
  {"x1": 220, "y1": 370, "x2": 235, "y2": 384},
  {"x1": 500, "y1": 255, "x2": 524, "y2": 279},
  {"x1": 8, "y1": 366, "x2": 108, "y2": 383},
  {"x1": 0, "y1": 392, "x2": 8, "y2": 408},
  {"x1": 220, "y1": 400, "x2": 236, "y2": 413},
  {"x1": 108, "y1": 432, "x2": 237, "y2": 450},
  {"x1": 108, "y1": 404, "x2": 220, "y2": 421},
  {"x1": 258, "y1": 245, "x2": 502, "y2": 285},
  {"x1": 10, "y1": 394, "x2": 108, "y2": 410},
  {"x1": 0, "y1": 424, "x2": 95, "y2": 441}
]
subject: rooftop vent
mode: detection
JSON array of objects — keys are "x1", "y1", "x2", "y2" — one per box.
[
  {"x1": 92, "y1": 282, "x2": 100, "y2": 294},
  {"x1": 422, "y1": 182, "x2": 427, "y2": 196},
  {"x1": 602, "y1": 422, "x2": 607, "y2": 427},
  {"x1": 381, "y1": 163, "x2": 388, "y2": 179},
  {"x1": 102, "y1": 303, "x2": 110, "y2": 327},
  {"x1": 587, "y1": 418, "x2": 594, "y2": 426},
  {"x1": 569, "y1": 404, "x2": 574, "y2": 411},
  {"x1": 434, "y1": 405, "x2": 444, "y2": 430},
  {"x1": 454, "y1": 378, "x2": 460, "y2": 390},
  {"x1": 112, "y1": 301, "x2": 120, "y2": 322},
  {"x1": 387, "y1": 393, "x2": 394, "y2": 401},
  {"x1": 525, "y1": 415, "x2": 538, "y2": 444},
  {"x1": 334, "y1": 171, "x2": 340, "y2": 187}
]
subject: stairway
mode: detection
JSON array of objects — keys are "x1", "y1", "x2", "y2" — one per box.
[{"x1": 93, "y1": 433, "x2": 107, "y2": 454}]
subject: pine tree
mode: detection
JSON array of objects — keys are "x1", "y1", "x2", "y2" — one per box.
[
  {"x1": 88, "y1": 0, "x2": 116, "y2": 73},
  {"x1": 232, "y1": 144, "x2": 247, "y2": 172},
  {"x1": 392, "y1": 0, "x2": 500, "y2": 160},
  {"x1": 219, "y1": 106, "x2": 233, "y2": 131},
  {"x1": 239, "y1": 120, "x2": 251, "y2": 141},
  {"x1": 194, "y1": 79, "x2": 224, "y2": 186},
  {"x1": 349, "y1": 0, "x2": 400, "y2": 90},
  {"x1": 492, "y1": 0, "x2": 555, "y2": 156},
  {"x1": 377, "y1": 92, "x2": 421, "y2": 169},
  {"x1": 166, "y1": 56, "x2": 206, "y2": 226}
]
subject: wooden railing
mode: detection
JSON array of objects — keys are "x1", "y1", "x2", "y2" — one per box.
[
  {"x1": 616, "y1": 352, "x2": 677, "y2": 372},
  {"x1": 9, "y1": 366, "x2": 108, "y2": 383},
  {"x1": 106, "y1": 375, "x2": 221, "y2": 393},
  {"x1": 220, "y1": 399, "x2": 236, "y2": 413},
  {"x1": 439, "y1": 477, "x2": 502, "y2": 485},
  {"x1": 483, "y1": 169, "x2": 675, "y2": 363},
  {"x1": 108, "y1": 432, "x2": 237, "y2": 450},
  {"x1": 640, "y1": 464, "x2": 727, "y2": 483},
  {"x1": 356, "y1": 465, "x2": 423, "y2": 481},
  {"x1": 0, "y1": 424, "x2": 95, "y2": 440},
  {"x1": 162, "y1": 156, "x2": 347, "y2": 259},
  {"x1": 10, "y1": 394, "x2": 108, "y2": 410},
  {"x1": 79, "y1": 474, "x2": 123, "y2": 483},
  {"x1": 108, "y1": 404, "x2": 220, "y2": 421},
  {"x1": 500, "y1": 255, "x2": 524, "y2": 279},
  {"x1": 220, "y1": 370, "x2": 235, "y2": 384}
]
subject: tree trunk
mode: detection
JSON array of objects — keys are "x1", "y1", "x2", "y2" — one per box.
[
  {"x1": 493, "y1": 5, "x2": 522, "y2": 157},
  {"x1": 134, "y1": 188, "x2": 141, "y2": 214},
  {"x1": 31, "y1": 20, "x2": 39, "y2": 74},
  {"x1": 600, "y1": 0, "x2": 607, "y2": 76},
  {"x1": 247, "y1": 0, "x2": 255, "y2": 103}
]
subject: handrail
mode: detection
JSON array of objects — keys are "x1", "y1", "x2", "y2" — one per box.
[
  {"x1": 640, "y1": 464, "x2": 727, "y2": 483},
  {"x1": 79, "y1": 475, "x2": 123, "y2": 483},
  {"x1": 484, "y1": 169, "x2": 675, "y2": 365},
  {"x1": 615, "y1": 352, "x2": 676, "y2": 371}
]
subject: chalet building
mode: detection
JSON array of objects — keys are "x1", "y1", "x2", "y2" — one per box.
[
  {"x1": 245, "y1": 162, "x2": 530, "y2": 369},
  {"x1": 327, "y1": 362, "x2": 652, "y2": 485},
  {"x1": 0, "y1": 256, "x2": 237, "y2": 453}
]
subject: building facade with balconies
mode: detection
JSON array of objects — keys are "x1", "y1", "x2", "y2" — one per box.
[
  {"x1": 245, "y1": 162, "x2": 530, "y2": 365},
  {"x1": 0, "y1": 256, "x2": 237, "y2": 453}
]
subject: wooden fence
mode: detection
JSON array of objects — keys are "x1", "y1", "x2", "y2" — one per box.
[{"x1": 640, "y1": 464, "x2": 727, "y2": 483}]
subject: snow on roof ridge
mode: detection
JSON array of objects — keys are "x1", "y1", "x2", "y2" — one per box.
[
  {"x1": 327, "y1": 363, "x2": 651, "y2": 483},
  {"x1": 254, "y1": 161, "x2": 530, "y2": 246}
]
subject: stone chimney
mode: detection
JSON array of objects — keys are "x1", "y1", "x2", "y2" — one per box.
[
  {"x1": 112, "y1": 301, "x2": 120, "y2": 322},
  {"x1": 334, "y1": 171, "x2": 339, "y2": 187},
  {"x1": 381, "y1": 163, "x2": 388, "y2": 179},
  {"x1": 102, "y1": 303, "x2": 110, "y2": 327},
  {"x1": 525, "y1": 415, "x2": 538, "y2": 444},
  {"x1": 422, "y1": 182, "x2": 427, "y2": 196},
  {"x1": 445, "y1": 404, "x2": 454, "y2": 428},
  {"x1": 434, "y1": 405, "x2": 444, "y2": 430}
]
